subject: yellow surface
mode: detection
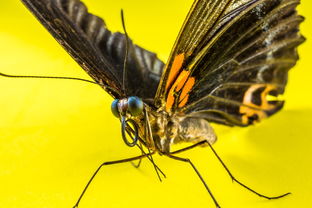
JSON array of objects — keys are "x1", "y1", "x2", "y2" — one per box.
[{"x1": 0, "y1": 0, "x2": 311, "y2": 208}]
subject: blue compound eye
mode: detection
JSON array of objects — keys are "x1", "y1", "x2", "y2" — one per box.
[
  {"x1": 111, "y1": 99, "x2": 120, "y2": 118},
  {"x1": 128, "y1": 96, "x2": 143, "y2": 116}
]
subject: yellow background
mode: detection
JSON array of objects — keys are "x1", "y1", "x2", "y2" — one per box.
[{"x1": 0, "y1": 0, "x2": 311, "y2": 207}]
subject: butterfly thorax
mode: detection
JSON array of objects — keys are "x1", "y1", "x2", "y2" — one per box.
[{"x1": 146, "y1": 108, "x2": 217, "y2": 154}]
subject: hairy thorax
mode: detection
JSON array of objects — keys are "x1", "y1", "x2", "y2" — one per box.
[{"x1": 147, "y1": 110, "x2": 217, "y2": 153}]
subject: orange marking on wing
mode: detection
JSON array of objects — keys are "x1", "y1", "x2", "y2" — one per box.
[
  {"x1": 166, "y1": 70, "x2": 189, "y2": 111},
  {"x1": 179, "y1": 77, "x2": 195, "y2": 102},
  {"x1": 166, "y1": 70, "x2": 195, "y2": 111},
  {"x1": 176, "y1": 70, "x2": 190, "y2": 91},
  {"x1": 166, "y1": 93, "x2": 175, "y2": 112},
  {"x1": 165, "y1": 53, "x2": 185, "y2": 91},
  {"x1": 240, "y1": 84, "x2": 278, "y2": 124},
  {"x1": 178, "y1": 95, "x2": 189, "y2": 108}
]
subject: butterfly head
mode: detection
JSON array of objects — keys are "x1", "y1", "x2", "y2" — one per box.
[
  {"x1": 111, "y1": 96, "x2": 144, "y2": 147},
  {"x1": 111, "y1": 96, "x2": 144, "y2": 118}
]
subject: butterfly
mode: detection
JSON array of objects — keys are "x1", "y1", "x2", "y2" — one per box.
[{"x1": 20, "y1": 0, "x2": 305, "y2": 207}]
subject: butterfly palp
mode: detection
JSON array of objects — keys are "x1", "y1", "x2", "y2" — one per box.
[{"x1": 121, "y1": 117, "x2": 139, "y2": 147}]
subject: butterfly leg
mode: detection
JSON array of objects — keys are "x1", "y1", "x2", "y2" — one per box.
[
  {"x1": 170, "y1": 140, "x2": 207, "y2": 154},
  {"x1": 132, "y1": 149, "x2": 166, "y2": 183},
  {"x1": 129, "y1": 110, "x2": 166, "y2": 180},
  {"x1": 131, "y1": 143, "x2": 143, "y2": 168},
  {"x1": 73, "y1": 153, "x2": 153, "y2": 208},
  {"x1": 133, "y1": 143, "x2": 166, "y2": 181},
  {"x1": 166, "y1": 154, "x2": 221, "y2": 208},
  {"x1": 204, "y1": 140, "x2": 290, "y2": 200},
  {"x1": 128, "y1": 127, "x2": 165, "y2": 179},
  {"x1": 131, "y1": 157, "x2": 142, "y2": 168},
  {"x1": 125, "y1": 120, "x2": 166, "y2": 180}
]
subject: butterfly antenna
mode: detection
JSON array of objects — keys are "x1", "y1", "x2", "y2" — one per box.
[
  {"x1": 0, "y1": 72, "x2": 99, "y2": 85},
  {"x1": 0, "y1": 71, "x2": 123, "y2": 98},
  {"x1": 121, "y1": 9, "x2": 129, "y2": 95}
]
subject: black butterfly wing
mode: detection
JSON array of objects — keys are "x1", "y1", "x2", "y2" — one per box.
[
  {"x1": 155, "y1": 0, "x2": 305, "y2": 126},
  {"x1": 21, "y1": 0, "x2": 164, "y2": 100}
]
